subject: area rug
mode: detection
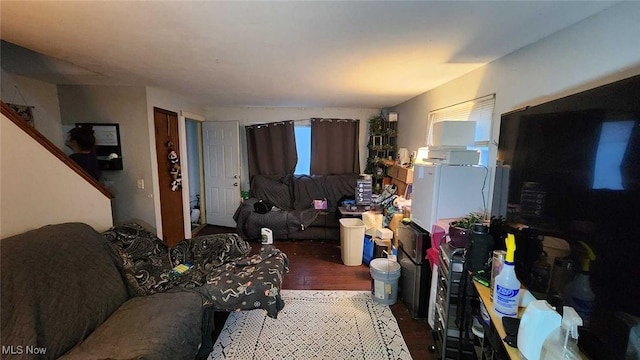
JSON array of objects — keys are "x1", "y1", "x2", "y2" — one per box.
[{"x1": 208, "y1": 290, "x2": 413, "y2": 359}]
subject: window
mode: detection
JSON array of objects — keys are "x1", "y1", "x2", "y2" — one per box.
[
  {"x1": 427, "y1": 94, "x2": 496, "y2": 166},
  {"x1": 294, "y1": 123, "x2": 311, "y2": 175}
]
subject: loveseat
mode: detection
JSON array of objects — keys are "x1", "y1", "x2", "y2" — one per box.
[
  {"x1": 234, "y1": 173, "x2": 358, "y2": 241},
  {"x1": 1, "y1": 222, "x2": 288, "y2": 360}
]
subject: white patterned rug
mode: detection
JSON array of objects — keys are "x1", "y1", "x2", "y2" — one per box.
[{"x1": 208, "y1": 290, "x2": 413, "y2": 359}]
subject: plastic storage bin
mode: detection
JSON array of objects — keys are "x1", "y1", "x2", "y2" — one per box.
[
  {"x1": 339, "y1": 218, "x2": 366, "y2": 266},
  {"x1": 370, "y1": 258, "x2": 401, "y2": 305}
]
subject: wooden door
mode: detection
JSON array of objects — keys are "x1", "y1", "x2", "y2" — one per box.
[{"x1": 153, "y1": 107, "x2": 185, "y2": 247}]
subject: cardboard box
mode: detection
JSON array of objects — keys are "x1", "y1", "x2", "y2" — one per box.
[
  {"x1": 391, "y1": 178, "x2": 409, "y2": 198},
  {"x1": 387, "y1": 213, "x2": 404, "y2": 249},
  {"x1": 396, "y1": 166, "x2": 413, "y2": 183},
  {"x1": 375, "y1": 228, "x2": 394, "y2": 239},
  {"x1": 388, "y1": 165, "x2": 413, "y2": 183}
]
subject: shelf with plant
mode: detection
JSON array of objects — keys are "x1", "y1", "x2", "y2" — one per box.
[
  {"x1": 366, "y1": 113, "x2": 398, "y2": 193},
  {"x1": 368, "y1": 114, "x2": 384, "y2": 134},
  {"x1": 368, "y1": 144, "x2": 397, "y2": 151}
]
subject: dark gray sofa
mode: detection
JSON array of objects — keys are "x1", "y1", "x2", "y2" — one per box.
[
  {"x1": 234, "y1": 173, "x2": 358, "y2": 241},
  {"x1": 1, "y1": 222, "x2": 288, "y2": 360}
]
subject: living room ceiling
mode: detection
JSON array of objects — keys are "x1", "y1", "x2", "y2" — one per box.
[{"x1": 0, "y1": 1, "x2": 618, "y2": 109}]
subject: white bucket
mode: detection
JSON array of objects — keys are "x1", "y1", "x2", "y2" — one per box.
[
  {"x1": 369, "y1": 258, "x2": 401, "y2": 305},
  {"x1": 261, "y1": 228, "x2": 273, "y2": 245}
]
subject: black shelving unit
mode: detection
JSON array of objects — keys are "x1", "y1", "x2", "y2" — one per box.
[
  {"x1": 365, "y1": 115, "x2": 397, "y2": 193},
  {"x1": 433, "y1": 242, "x2": 475, "y2": 360}
]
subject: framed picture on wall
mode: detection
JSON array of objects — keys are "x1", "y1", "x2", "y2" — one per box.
[
  {"x1": 76, "y1": 122, "x2": 123, "y2": 170},
  {"x1": 92, "y1": 124, "x2": 120, "y2": 146}
]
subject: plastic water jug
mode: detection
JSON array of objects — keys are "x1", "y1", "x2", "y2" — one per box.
[{"x1": 261, "y1": 228, "x2": 273, "y2": 245}]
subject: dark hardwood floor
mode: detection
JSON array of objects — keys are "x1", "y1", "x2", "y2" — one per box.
[{"x1": 198, "y1": 225, "x2": 437, "y2": 360}]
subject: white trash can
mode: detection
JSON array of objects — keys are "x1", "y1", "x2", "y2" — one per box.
[{"x1": 339, "y1": 218, "x2": 366, "y2": 266}]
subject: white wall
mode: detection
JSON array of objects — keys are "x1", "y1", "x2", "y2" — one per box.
[
  {"x1": 57, "y1": 85, "x2": 155, "y2": 227},
  {"x1": 0, "y1": 69, "x2": 65, "y2": 149},
  {"x1": 205, "y1": 106, "x2": 380, "y2": 190},
  {"x1": 391, "y1": 2, "x2": 640, "y2": 211},
  {"x1": 1, "y1": 114, "x2": 113, "y2": 238}
]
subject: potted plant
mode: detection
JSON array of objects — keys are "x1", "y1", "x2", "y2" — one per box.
[
  {"x1": 448, "y1": 212, "x2": 485, "y2": 248},
  {"x1": 369, "y1": 115, "x2": 384, "y2": 134}
]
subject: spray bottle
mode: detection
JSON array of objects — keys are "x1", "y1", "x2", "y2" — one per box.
[
  {"x1": 540, "y1": 306, "x2": 584, "y2": 360},
  {"x1": 493, "y1": 233, "x2": 521, "y2": 318},
  {"x1": 565, "y1": 241, "x2": 595, "y2": 324}
]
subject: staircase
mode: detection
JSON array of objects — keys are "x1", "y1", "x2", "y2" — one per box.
[{"x1": 1, "y1": 101, "x2": 114, "y2": 238}]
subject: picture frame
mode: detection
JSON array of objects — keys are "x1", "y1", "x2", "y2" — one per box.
[
  {"x1": 76, "y1": 122, "x2": 123, "y2": 170},
  {"x1": 92, "y1": 124, "x2": 120, "y2": 146}
]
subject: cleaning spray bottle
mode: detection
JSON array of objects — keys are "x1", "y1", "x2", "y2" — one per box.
[
  {"x1": 565, "y1": 241, "x2": 595, "y2": 325},
  {"x1": 493, "y1": 233, "x2": 521, "y2": 318},
  {"x1": 540, "y1": 306, "x2": 584, "y2": 360}
]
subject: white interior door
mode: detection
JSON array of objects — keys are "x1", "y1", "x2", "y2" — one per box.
[{"x1": 202, "y1": 121, "x2": 240, "y2": 227}]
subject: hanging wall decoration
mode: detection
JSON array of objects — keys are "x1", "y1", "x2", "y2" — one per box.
[
  {"x1": 7, "y1": 103, "x2": 34, "y2": 127},
  {"x1": 163, "y1": 113, "x2": 182, "y2": 191},
  {"x1": 167, "y1": 141, "x2": 182, "y2": 191},
  {"x1": 8, "y1": 85, "x2": 35, "y2": 127}
]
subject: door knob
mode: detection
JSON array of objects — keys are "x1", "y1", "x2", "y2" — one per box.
[
  {"x1": 233, "y1": 183, "x2": 238, "y2": 186},
  {"x1": 234, "y1": 175, "x2": 239, "y2": 179}
]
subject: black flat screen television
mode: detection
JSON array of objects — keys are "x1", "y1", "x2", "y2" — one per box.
[{"x1": 497, "y1": 74, "x2": 640, "y2": 350}]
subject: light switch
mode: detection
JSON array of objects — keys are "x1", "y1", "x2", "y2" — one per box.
[{"x1": 137, "y1": 179, "x2": 144, "y2": 189}]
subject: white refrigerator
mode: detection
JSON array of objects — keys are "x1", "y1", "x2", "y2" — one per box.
[{"x1": 410, "y1": 164, "x2": 489, "y2": 233}]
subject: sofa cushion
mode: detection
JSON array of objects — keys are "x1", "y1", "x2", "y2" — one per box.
[
  {"x1": 170, "y1": 232, "x2": 250, "y2": 272},
  {"x1": 103, "y1": 223, "x2": 174, "y2": 297},
  {"x1": 250, "y1": 174, "x2": 293, "y2": 210},
  {"x1": 1, "y1": 223, "x2": 129, "y2": 359},
  {"x1": 323, "y1": 173, "x2": 359, "y2": 209},
  {"x1": 292, "y1": 175, "x2": 327, "y2": 210},
  {"x1": 59, "y1": 291, "x2": 204, "y2": 360},
  {"x1": 292, "y1": 174, "x2": 358, "y2": 211}
]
